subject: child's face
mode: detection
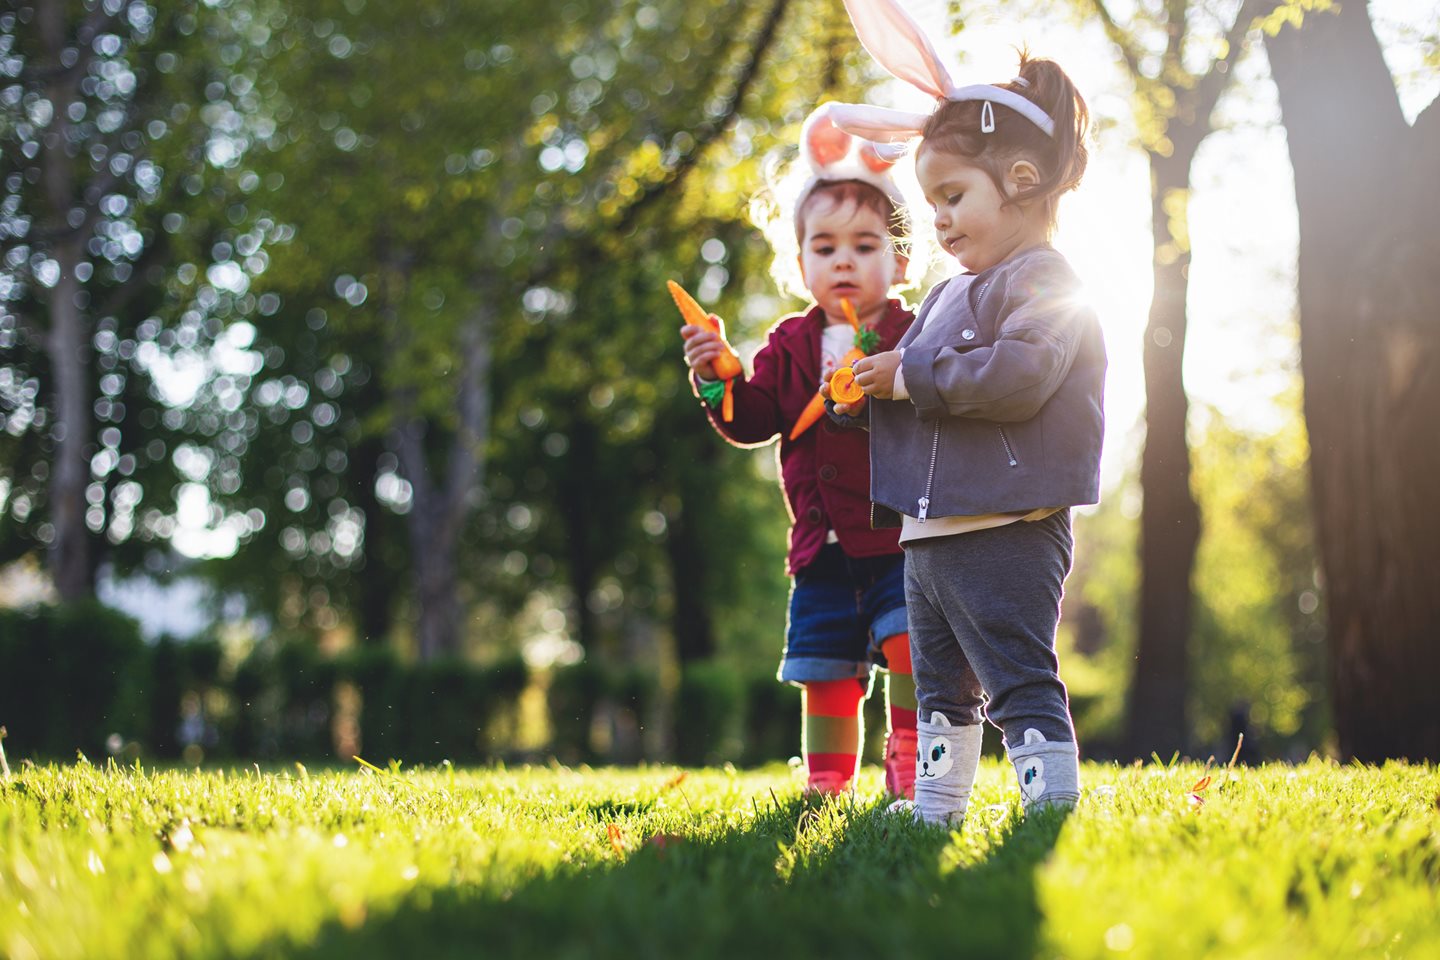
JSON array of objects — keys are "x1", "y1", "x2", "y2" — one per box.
[
  {"x1": 916, "y1": 148, "x2": 1036, "y2": 274},
  {"x1": 796, "y1": 199, "x2": 905, "y2": 323}
]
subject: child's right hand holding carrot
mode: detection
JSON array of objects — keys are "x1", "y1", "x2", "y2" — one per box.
[{"x1": 680, "y1": 316, "x2": 733, "y2": 381}]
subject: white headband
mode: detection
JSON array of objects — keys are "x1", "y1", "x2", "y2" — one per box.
[{"x1": 832, "y1": 0, "x2": 1057, "y2": 143}]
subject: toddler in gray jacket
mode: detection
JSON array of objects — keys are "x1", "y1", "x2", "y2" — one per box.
[{"x1": 824, "y1": 0, "x2": 1105, "y2": 826}]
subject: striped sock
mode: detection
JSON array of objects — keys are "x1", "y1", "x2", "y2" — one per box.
[
  {"x1": 803, "y1": 678, "x2": 866, "y2": 788},
  {"x1": 881, "y1": 632, "x2": 918, "y2": 736}
]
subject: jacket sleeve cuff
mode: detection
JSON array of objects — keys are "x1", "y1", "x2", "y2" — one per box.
[
  {"x1": 891, "y1": 348, "x2": 910, "y2": 401},
  {"x1": 900, "y1": 346, "x2": 944, "y2": 418}
]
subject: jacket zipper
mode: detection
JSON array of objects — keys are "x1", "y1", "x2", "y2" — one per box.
[
  {"x1": 917, "y1": 277, "x2": 995, "y2": 522},
  {"x1": 917, "y1": 425, "x2": 940, "y2": 522},
  {"x1": 997, "y1": 426, "x2": 1018, "y2": 467}
]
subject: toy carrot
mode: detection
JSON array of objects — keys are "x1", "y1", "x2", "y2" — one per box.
[
  {"x1": 669, "y1": 280, "x2": 742, "y2": 421},
  {"x1": 787, "y1": 298, "x2": 876, "y2": 440},
  {"x1": 828, "y1": 367, "x2": 866, "y2": 404}
]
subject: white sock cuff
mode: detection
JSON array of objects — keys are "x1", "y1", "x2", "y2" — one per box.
[{"x1": 1008, "y1": 728, "x2": 1080, "y2": 810}]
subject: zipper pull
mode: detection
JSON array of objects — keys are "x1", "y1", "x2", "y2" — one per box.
[{"x1": 917, "y1": 496, "x2": 929, "y2": 522}]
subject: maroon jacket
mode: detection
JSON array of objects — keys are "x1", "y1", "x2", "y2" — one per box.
[{"x1": 695, "y1": 299, "x2": 914, "y2": 575}]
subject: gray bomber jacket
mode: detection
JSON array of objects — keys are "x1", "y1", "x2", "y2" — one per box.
[{"x1": 867, "y1": 244, "x2": 1106, "y2": 527}]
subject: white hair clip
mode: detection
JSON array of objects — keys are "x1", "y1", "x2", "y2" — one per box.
[{"x1": 827, "y1": 0, "x2": 1057, "y2": 144}]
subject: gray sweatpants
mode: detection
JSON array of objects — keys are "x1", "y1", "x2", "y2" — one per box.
[{"x1": 904, "y1": 510, "x2": 1076, "y2": 748}]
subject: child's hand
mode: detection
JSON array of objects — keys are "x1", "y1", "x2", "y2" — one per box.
[
  {"x1": 681, "y1": 314, "x2": 729, "y2": 381},
  {"x1": 853, "y1": 350, "x2": 901, "y2": 399}
]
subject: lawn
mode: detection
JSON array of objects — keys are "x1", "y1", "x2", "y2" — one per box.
[{"x1": 1, "y1": 757, "x2": 1437, "y2": 958}]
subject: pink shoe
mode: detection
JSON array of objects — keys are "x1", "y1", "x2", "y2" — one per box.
[
  {"x1": 805, "y1": 770, "x2": 851, "y2": 795},
  {"x1": 884, "y1": 728, "x2": 918, "y2": 799}
]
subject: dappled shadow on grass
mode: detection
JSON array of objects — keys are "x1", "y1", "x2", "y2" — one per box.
[{"x1": 274, "y1": 794, "x2": 1068, "y2": 960}]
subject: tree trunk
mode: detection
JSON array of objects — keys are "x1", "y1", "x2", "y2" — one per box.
[
  {"x1": 411, "y1": 517, "x2": 461, "y2": 661},
  {"x1": 1265, "y1": 3, "x2": 1440, "y2": 761},
  {"x1": 561, "y1": 421, "x2": 601, "y2": 655},
  {"x1": 351, "y1": 431, "x2": 396, "y2": 645},
  {"x1": 44, "y1": 239, "x2": 93, "y2": 600},
  {"x1": 392, "y1": 308, "x2": 493, "y2": 660},
  {"x1": 666, "y1": 438, "x2": 720, "y2": 664},
  {"x1": 666, "y1": 503, "x2": 716, "y2": 664},
  {"x1": 1126, "y1": 152, "x2": 1202, "y2": 758},
  {"x1": 37, "y1": 1, "x2": 93, "y2": 600}
]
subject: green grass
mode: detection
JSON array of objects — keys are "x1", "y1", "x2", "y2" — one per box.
[{"x1": 1, "y1": 758, "x2": 1437, "y2": 959}]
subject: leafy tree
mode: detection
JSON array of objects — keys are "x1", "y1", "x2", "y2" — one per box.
[
  {"x1": 1077, "y1": 0, "x2": 1276, "y2": 757},
  {"x1": 1, "y1": 1, "x2": 264, "y2": 598},
  {"x1": 221, "y1": 0, "x2": 803, "y2": 659},
  {"x1": 1264, "y1": 0, "x2": 1440, "y2": 761}
]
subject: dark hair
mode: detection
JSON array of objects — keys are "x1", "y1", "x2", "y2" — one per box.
[
  {"x1": 795, "y1": 178, "x2": 910, "y2": 256},
  {"x1": 918, "y1": 55, "x2": 1089, "y2": 232}
]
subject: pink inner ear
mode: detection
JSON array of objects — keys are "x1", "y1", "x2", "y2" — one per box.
[
  {"x1": 859, "y1": 142, "x2": 897, "y2": 173},
  {"x1": 806, "y1": 115, "x2": 852, "y2": 168}
]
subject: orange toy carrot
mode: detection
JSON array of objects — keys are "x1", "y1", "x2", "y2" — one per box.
[
  {"x1": 669, "y1": 280, "x2": 741, "y2": 421},
  {"x1": 828, "y1": 367, "x2": 866, "y2": 404},
  {"x1": 787, "y1": 298, "x2": 869, "y2": 440}
]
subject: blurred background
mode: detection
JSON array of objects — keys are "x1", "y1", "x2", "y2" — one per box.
[{"x1": 2, "y1": 0, "x2": 1436, "y2": 768}]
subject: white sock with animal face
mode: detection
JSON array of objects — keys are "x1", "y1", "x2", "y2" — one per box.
[
  {"x1": 913, "y1": 712, "x2": 984, "y2": 826},
  {"x1": 1008, "y1": 728, "x2": 1080, "y2": 812}
]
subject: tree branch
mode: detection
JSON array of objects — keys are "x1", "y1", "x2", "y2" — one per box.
[
  {"x1": 608, "y1": 0, "x2": 793, "y2": 237},
  {"x1": 1165, "y1": 0, "x2": 1187, "y2": 68},
  {"x1": 1087, "y1": 0, "x2": 1147, "y2": 82},
  {"x1": 517, "y1": 0, "x2": 792, "y2": 297},
  {"x1": 1191, "y1": 0, "x2": 1272, "y2": 130}
]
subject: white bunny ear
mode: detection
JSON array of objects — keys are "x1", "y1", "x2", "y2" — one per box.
[
  {"x1": 858, "y1": 140, "x2": 900, "y2": 173},
  {"x1": 840, "y1": 0, "x2": 958, "y2": 101},
  {"x1": 824, "y1": 102, "x2": 929, "y2": 146},
  {"x1": 930, "y1": 711, "x2": 953, "y2": 727},
  {"x1": 800, "y1": 105, "x2": 855, "y2": 173}
]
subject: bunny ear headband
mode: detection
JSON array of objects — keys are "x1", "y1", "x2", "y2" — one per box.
[
  {"x1": 796, "y1": 102, "x2": 908, "y2": 208},
  {"x1": 828, "y1": 0, "x2": 1056, "y2": 144}
]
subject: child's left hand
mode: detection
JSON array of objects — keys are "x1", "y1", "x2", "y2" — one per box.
[{"x1": 853, "y1": 350, "x2": 901, "y2": 399}]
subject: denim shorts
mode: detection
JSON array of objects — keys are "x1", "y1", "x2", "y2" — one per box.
[{"x1": 777, "y1": 543, "x2": 909, "y2": 684}]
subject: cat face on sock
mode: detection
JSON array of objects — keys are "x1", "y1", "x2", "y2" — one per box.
[
  {"x1": 1018, "y1": 757, "x2": 1047, "y2": 803},
  {"x1": 1015, "y1": 728, "x2": 1052, "y2": 806},
  {"x1": 917, "y1": 720, "x2": 955, "y2": 781}
]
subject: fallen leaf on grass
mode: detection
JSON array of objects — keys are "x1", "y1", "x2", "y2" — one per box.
[
  {"x1": 1188, "y1": 774, "x2": 1213, "y2": 809},
  {"x1": 607, "y1": 823, "x2": 625, "y2": 857},
  {"x1": 645, "y1": 833, "x2": 685, "y2": 850}
]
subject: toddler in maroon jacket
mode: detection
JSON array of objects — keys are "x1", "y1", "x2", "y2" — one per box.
[{"x1": 681, "y1": 105, "x2": 919, "y2": 797}]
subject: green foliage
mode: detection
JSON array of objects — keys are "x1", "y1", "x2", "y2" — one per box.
[
  {"x1": 1064, "y1": 390, "x2": 1323, "y2": 755},
  {"x1": 0, "y1": 602, "x2": 148, "y2": 758},
  {"x1": 1, "y1": 761, "x2": 1437, "y2": 957},
  {"x1": 674, "y1": 660, "x2": 746, "y2": 764},
  {"x1": 1188, "y1": 394, "x2": 1325, "y2": 752},
  {"x1": 0, "y1": 2, "x2": 274, "y2": 578}
]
